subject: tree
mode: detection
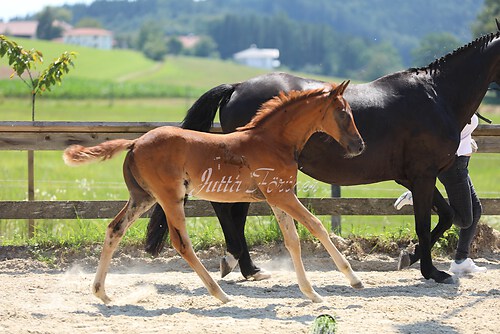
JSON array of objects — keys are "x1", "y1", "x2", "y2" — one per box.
[
  {"x1": 136, "y1": 20, "x2": 168, "y2": 61},
  {"x1": 410, "y1": 33, "x2": 461, "y2": 67},
  {"x1": 192, "y1": 36, "x2": 218, "y2": 58},
  {"x1": 75, "y1": 17, "x2": 103, "y2": 28},
  {"x1": 166, "y1": 37, "x2": 183, "y2": 55},
  {"x1": 355, "y1": 42, "x2": 403, "y2": 81},
  {"x1": 36, "y1": 7, "x2": 63, "y2": 40},
  {"x1": 471, "y1": 0, "x2": 500, "y2": 37},
  {"x1": 0, "y1": 35, "x2": 76, "y2": 119}
]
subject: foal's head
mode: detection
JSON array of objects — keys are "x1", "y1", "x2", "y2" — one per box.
[{"x1": 321, "y1": 81, "x2": 365, "y2": 157}]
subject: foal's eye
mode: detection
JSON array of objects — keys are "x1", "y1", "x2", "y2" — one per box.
[{"x1": 338, "y1": 110, "x2": 347, "y2": 119}]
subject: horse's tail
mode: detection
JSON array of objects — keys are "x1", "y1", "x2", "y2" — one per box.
[
  {"x1": 144, "y1": 83, "x2": 237, "y2": 257},
  {"x1": 181, "y1": 83, "x2": 238, "y2": 131},
  {"x1": 63, "y1": 139, "x2": 135, "y2": 166}
]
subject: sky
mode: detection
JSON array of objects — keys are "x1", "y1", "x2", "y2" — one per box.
[{"x1": 1, "y1": 0, "x2": 95, "y2": 22}]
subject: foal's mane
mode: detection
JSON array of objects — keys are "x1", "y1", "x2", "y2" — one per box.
[
  {"x1": 237, "y1": 85, "x2": 332, "y2": 131},
  {"x1": 410, "y1": 31, "x2": 500, "y2": 75}
]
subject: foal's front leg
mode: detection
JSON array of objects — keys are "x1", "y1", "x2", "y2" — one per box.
[
  {"x1": 270, "y1": 206, "x2": 323, "y2": 302},
  {"x1": 272, "y1": 195, "x2": 363, "y2": 290}
]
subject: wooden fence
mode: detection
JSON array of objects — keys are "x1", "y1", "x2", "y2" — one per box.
[{"x1": 1, "y1": 121, "x2": 499, "y2": 227}]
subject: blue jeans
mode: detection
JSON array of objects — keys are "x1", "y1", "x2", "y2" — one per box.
[{"x1": 438, "y1": 156, "x2": 482, "y2": 260}]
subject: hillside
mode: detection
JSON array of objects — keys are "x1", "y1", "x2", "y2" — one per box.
[
  {"x1": 65, "y1": 0, "x2": 483, "y2": 64},
  {"x1": 0, "y1": 38, "x2": 342, "y2": 99}
]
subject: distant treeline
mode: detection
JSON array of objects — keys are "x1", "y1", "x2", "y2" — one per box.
[{"x1": 32, "y1": 0, "x2": 486, "y2": 80}]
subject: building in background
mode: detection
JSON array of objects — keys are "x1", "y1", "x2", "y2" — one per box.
[
  {"x1": 63, "y1": 28, "x2": 113, "y2": 50},
  {"x1": 0, "y1": 21, "x2": 38, "y2": 38},
  {"x1": 233, "y1": 44, "x2": 280, "y2": 69}
]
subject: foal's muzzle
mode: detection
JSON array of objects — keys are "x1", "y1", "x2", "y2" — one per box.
[{"x1": 344, "y1": 137, "x2": 365, "y2": 158}]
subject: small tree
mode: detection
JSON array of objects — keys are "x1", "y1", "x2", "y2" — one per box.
[
  {"x1": 0, "y1": 35, "x2": 76, "y2": 120},
  {"x1": 36, "y1": 7, "x2": 63, "y2": 40}
]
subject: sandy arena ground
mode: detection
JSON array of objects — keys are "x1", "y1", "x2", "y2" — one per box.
[{"x1": 0, "y1": 243, "x2": 499, "y2": 334}]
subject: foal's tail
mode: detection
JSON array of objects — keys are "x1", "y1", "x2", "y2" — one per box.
[
  {"x1": 144, "y1": 83, "x2": 238, "y2": 257},
  {"x1": 63, "y1": 139, "x2": 135, "y2": 166}
]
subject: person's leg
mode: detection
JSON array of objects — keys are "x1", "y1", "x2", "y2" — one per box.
[
  {"x1": 438, "y1": 156, "x2": 486, "y2": 273},
  {"x1": 454, "y1": 177, "x2": 482, "y2": 260},
  {"x1": 438, "y1": 156, "x2": 474, "y2": 232}
]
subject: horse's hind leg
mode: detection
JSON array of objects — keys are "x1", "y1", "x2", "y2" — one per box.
[
  {"x1": 270, "y1": 206, "x2": 323, "y2": 302},
  {"x1": 93, "y1": 157, "x2": 155, "y2": 304},
  {"x1": 157, "y1": 193, "x2": 230, "y2": 303}
]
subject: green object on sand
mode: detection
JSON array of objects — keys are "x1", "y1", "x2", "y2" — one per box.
[{"x1": 309, "y1": 314, "x2": 337, "y2": 334}]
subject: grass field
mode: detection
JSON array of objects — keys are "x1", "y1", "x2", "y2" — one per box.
[
  {"x1": 1, "y1": 97, "x2": 499, "y2": 250},
  {"x1": 0, "y1": 36, "x2": 499, "y2": 250}
]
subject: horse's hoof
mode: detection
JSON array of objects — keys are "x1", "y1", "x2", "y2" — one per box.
[
  {"x1": 220, "y1": 255, "x2": 238, "y2": 278},
  {"x1": 436, "y1": 273, "x2": 456, "y2": 284},
  {"x1": 441, "y1": 276, "x2": 457, "y2": 284},
  {"x1": 431, "y1": 270, "x2": 454, "y2": 284},
  {"x1": 397, "y1": 249, "x2": 411, "y2": 270},
  {"x1": 248, "y1": 268, "x2": 272, "y2": 281}
]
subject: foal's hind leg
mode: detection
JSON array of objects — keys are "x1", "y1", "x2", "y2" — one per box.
[
  {"x1": 93, "y1": 156, "x2": 155, "y2": 304},
  {"x1": 270, "y1": 206, "x2": 323, "y2": 302},
  {"x1": 156, "y1": 193, "x2": 230, "y2": 303},
  {"x1": 93, "y1": 197, "x2": 154, "y2": 303}
]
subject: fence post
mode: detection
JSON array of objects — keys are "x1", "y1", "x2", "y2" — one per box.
[
  {"x1": 331, "y1": 185, "x2": 341, "y2": 234},
  {"x1": 27, "y1": 150, "x2": 35, "y2": 238}
]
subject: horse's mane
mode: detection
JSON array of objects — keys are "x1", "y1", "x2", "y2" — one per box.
[
  {"x1": 237, "y1": 85, "x2": 332, "y2": 131},
  {"x1": 410, "y1": 31, "x2": 500, "y2": 75}
]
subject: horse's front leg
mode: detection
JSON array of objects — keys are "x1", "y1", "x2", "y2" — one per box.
[
  {"x1": 212, "y1": 201, "x2": 270, "y2": 280},
  {"x1": 270, "y1": 206, "x2": 323, "y2": 302},
  {"x1": 403, "y1": 187, "x2": 454, "y2": 268},
  {"x1": 412, "y1": 181, "x2": 454, "y2": 283}
]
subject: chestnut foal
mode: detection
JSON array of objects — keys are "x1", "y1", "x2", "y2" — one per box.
[{"x1": 63, "y1": 81, "x2": 365, "y2": 304}]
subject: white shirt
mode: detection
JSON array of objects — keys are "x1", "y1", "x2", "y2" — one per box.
[{"x1": 456, "y1": 114, "x2": 478, "y2": 157}]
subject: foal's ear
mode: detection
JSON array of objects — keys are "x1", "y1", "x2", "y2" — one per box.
[{"x1": 330, "y1": 80, "x2": 350, "y2": 97}]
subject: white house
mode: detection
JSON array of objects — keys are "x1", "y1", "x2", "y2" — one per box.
[
  {"x1": 233, "y1": 44, "x2": 280, "y2": 69},
  {"x1": 63, "y1": 28, "x2": 113, "y2": 50}
]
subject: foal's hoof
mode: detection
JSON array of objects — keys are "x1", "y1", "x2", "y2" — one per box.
[
  {"x1": 93, "y1": 284, "x2": 111, "y2": 304},
  {"x1": 220, "y1": 255, "x2": 238, "y2": 278},
  {"x1": 397, "y1": 249, "x2": 411, "y2": 270},
  {"x1": 310, "y1": 294, "x2": 324, "y2": 303},
  {"x1": 94, "y1": 291, "x2": 112, "y2": 304},
  {"x1": 217, "y1": 293, "x2": 232, "y2": 304},
  {"x1": 351, "y1": 281, "x2": 364, "y2": 289}
]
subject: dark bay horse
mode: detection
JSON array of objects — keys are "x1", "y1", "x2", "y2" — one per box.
[
  {"x1": 64, "y1": 82, "x2": 365, "y2": 304},
  {"x1": 146, "y1": 29, "x2": 500, "y2": 285}
]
